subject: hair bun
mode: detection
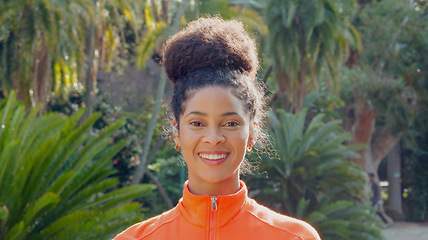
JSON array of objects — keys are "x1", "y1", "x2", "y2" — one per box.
[{"x1": 162, "y1": 16, "x2": 259, "y2": 83}]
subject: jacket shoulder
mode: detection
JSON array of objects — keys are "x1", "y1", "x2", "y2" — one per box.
[
  {"x1": 113, "y1": 207, "x2": 180, "y2": 240},
  {"x1": 246, "y1": 199, "x2": 320, "y2": 240}
]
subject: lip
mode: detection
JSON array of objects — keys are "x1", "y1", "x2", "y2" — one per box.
[{"x1": 198, "y1": 151, "x2": 229, "y2": 166}]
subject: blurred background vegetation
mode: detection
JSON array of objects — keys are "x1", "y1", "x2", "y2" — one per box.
[{"x1": 0, "y1": 0, "x2": 427, "y2": 239}]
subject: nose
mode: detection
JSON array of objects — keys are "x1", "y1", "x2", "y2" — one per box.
[{"x1": 203, "y1": 126, "x2": 225, "y2": 145}]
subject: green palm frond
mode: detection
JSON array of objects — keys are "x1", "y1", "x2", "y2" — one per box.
[
  {"x1": 307, "y1": 201, "x2": 381, "y2": 239},
  {"x1": 0, "y1": 93, "x2": 153, "y2": 239},
  {"x1": 261, "y1": 109, "x2": 382, "y2": 239},
  {"x1": 137, "y1": 21, "x2": 167, "y2": 69},
  {"x1": 262, "y1": 0, "x2": 361, "y2": 111}
]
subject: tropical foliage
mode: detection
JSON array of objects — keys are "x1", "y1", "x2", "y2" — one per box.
[
  {"x1": 0, "y1": 0, "x2": 142, "y2": 111},
  {"x1": 248, "y1": 109, "x2": 381, "y2": 239},
  {"x1": 339, "y1": 67, "x2": 413, "y2": 135},
  {"x1": 402, "y1": 110, "x2": 428, "y2": 222},
  {"x1": 0, "y1": 92, "x2": 153, "y2": 240},
  {"x1": 0, "y1": 0, "x2": 427, "y2": 236},
  {"x1": 0, "y1": 0, "x2": 92, "y2": 105},
  {"x1": 338, "y1": 0, "x2": 427, "y2": 219},
  {"x1": 47, "y1": 90, "x2": 144, "y2": 185},
  {"x1": 262, "y1": 0, "x2": 361, "y2": 112}
]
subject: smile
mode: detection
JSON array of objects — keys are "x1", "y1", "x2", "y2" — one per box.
[
  {"x1": 198, "y1": 152, "x2": 229, "y2": 166},
  {"x1": 198, "y1": 153, "x2": 228, "y2": 160}
]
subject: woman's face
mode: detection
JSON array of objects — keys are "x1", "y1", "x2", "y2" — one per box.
[{"x1": 174, "y1": 86, "x2": 255, "y2": 195}]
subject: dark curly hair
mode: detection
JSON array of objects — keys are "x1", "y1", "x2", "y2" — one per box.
[
  {"x1": 163, "y1": 17, "x2": 259, "y2": 83},
  {"x1": 162, "y1": 17, "x2": 268, "y2": 169},
  {"x1": 163, "y1": 16, "x2": 264, "y2": 121}
]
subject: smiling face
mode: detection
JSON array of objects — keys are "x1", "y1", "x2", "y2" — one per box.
[{"x1": 174, "y1": 86, "x2": 256, "y2": 196}]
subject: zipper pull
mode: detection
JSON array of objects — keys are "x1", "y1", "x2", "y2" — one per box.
[{"x1": 211, "y1": 196, "x2": 218, "y2": 212}]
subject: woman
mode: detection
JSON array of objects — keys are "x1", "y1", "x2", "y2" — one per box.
[{"x1": 114, "y1": 16, "x2": 320, "y2": 240}]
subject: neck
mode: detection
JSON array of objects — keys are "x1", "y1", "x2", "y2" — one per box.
[{"x1": 187, "y1": 177, "x2": 241, "y2": 196}]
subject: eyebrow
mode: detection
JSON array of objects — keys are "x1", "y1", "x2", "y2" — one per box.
[
  {"x1": 185, "y1": 111, "x2": 241, "y2": 118},
  {"x1": 185, "y1": 111, "x2": 207, "y2": 117},
  {"x1": 221, "y1": 112, "x2": 241, "y2": 117}
]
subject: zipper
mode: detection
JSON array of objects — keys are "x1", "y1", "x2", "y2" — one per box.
[
  {"x1": 211, "y1": 196, "x2": 218, "y2": 212},
  {"x1": 209, "y1": 196, "x2": 218, "y2": 240}
]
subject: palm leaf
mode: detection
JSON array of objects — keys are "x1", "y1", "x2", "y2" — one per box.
[
  {"x1": 259, "y1": 108, "x2": 382, "y2": 239},
  {"x1": 137, "y1": 21, "x2": 166, "y2": 69},
  {"x1": 4, "y1": 221, "x2": 25, "y2": 240},
  {"x1": 0, "y1": 94, "x2": 153, "y2": 239}
]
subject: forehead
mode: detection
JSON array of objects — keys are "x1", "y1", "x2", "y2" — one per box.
[{"x1": 182, "y1": 86, "x2": 248, "y2": 117}]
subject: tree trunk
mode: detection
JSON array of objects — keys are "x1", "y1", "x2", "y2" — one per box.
[
  {"x1": 32, "y1": 38, "x2": 51, "y2": 113},
  {"x1": 11, "y1": 69, "x2": 31, "y2": 108},
  {"x1": 146, "y1": 171, "x2": 174, "y2": 209},
  {"x1": 83, "y1": 17, "x2": 95, "y2": 121},
  {"x1": 131, "y1": 70, "x2": 167, "y2": 185},
  {"x1": 372, "y1": 126, "x2": 402, "y2": 170},
  {"x1": 345, "y1": 92, "x2": 402, "y2": 174},
  {"x1": 294, "y1": 52, "x2": 307, "y2": 113},
  {"x1": 275, "y1": 68, "x2": 292, "y2": 109},
  {"x1": 131, "y1": 0, "x2": 189, "y2": 186},
  {"x1": 345, "y1": 93, "x2": 401, "y2": 224},
  {"x1": 12, "y1": 3, "x2": 33, "y2": 107},
  {"x1": 346, "y1": 92, "x2": 377, "y2": 173},
  {"x1": 387, "y1": 141, "x2": 405, "y2": 220},
  {"x1": 275, "y1": 60, "x2": 307, "y2": 113}
]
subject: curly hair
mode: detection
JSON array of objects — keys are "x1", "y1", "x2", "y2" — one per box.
[
  {"x1": 162, "y1": 16, "x2": 264, "y2": 120},
  {"x1": 162, "y1": 16, "x2": 268, "y2": 171},
  {"x1": 162, "y1": 16, "x2": 259, "y2": 83}
]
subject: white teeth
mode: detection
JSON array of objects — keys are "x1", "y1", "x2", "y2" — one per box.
[{"x1": 199, "y1": 153, "x2": 227, "y2": 160}]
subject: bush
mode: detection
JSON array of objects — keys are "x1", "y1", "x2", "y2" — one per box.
[
  {"x1": 402, "y1": 111, "x2": 428, "y2": 222},
  {"x1": 248, "y1": 109, "x2": 382, "y2": 240},
  {"x1": 47, "y1": 91, "x2": 143, "y2": 185},
  {"x1": 0, "y1": 92, "x2": 153, "y2": 239}
]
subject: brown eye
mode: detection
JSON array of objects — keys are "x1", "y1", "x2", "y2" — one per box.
[
  {"x1": 224, "y1": 121, "x2": 240, "y2": 127},
  {"x1": 190, "y1": 121, "x2": 204, "y2": 127}
]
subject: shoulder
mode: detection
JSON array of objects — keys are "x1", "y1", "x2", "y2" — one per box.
[
  {"x1": 113, "y1": 207, "x2": 180, "y2": 240},
  {"x1": 245, "y1": 198, "x2": 320, "y2": 240}
]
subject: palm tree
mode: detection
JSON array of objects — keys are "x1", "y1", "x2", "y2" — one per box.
[
  {"x1": 0, "y1": 0, "x2": 143, "y2": 113},
  {"x1": 248, "y1": 109, "x2": 382, "y2": 239},
  {"x1": 262, "y1": 0, "x2": 361, "y2": 112},
  {"x1": 0, "y1": 92, "x2": 153, "y2": 239},
  {"x1": 82, "y1": 0, "x2": 146, "y2": 120},
  {"x1": 0, "y1": 0, "x2": 92, "y2": 109}
]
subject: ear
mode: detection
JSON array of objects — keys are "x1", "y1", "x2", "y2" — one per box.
[
  {"x1": 172, "y1": 121, "x2": 180, "y2": 145},
  {"x1": 248, "y1": 121, "x2": 259, "y2": 146}
]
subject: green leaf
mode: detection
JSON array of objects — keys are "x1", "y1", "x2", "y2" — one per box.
[
  {"x1": 295, "y1": 198, "x2": 310, "y2": 218},
  {"x1": 4, "y1": 221, "x2": 26, "y2": 240},
  {"x1": 47, "y1": 170, "x2": 75, "y2": 195},
  {"x1": 137, "y1": 21, "x2": 166, "y2": 68},
  {"x1": 0, "y1": 91, "x2": 16, "y2": 148},
  {"x1": 22, "y1": 192, "x2": 60, "y2": 226},
  {"x1": 319, "y1": 201, "x2": 352, "y2": 216},
  {"x1": 263, "y1": 107, "x2": 380, "y2": 238},
  {"x1": 0, "y1": 140, "x2": 20, "y2": 198},
  {"x1": 76, "y1": 184, "x2": 154, "y2": 211},
  {"x1": 0, "y1": 205, "x2": 9, "y2": 221},
  {"x1": 0, "y1": 93, "x2": 150, "y2": 239},
  {"x1": 307, "y1": 211, "x2": 326, "y2": 223},
  {"x1": 37, "y1": 210, "x2": 92, "y2": 238}
]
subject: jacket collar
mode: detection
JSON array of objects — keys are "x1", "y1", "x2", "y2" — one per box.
[{"x1": 178, "y1": 180, "x2": 248, "y2": 228}]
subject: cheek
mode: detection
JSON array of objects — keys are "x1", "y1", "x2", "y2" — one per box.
[
  {"x1": 178, "y1": 128, "x2": 199, "y2": 148},
  {"x1": 231, "y1": 132, "x2": 249, "y2": 149}
]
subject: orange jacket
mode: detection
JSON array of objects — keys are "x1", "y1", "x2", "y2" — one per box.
[{"x1": 114, "y1": 181, "x2": 320, "y2": 240}]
